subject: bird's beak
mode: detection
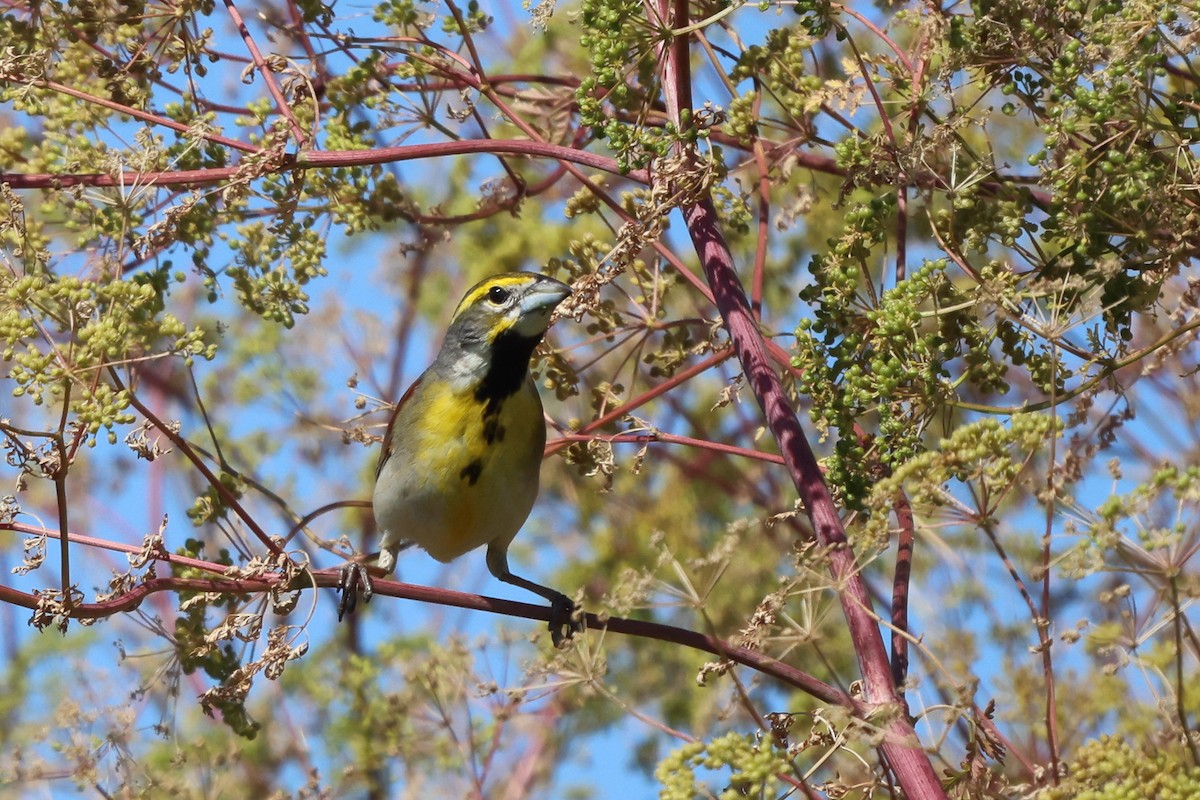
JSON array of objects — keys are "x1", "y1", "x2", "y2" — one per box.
[{"x1": 519, "y1": 277, "x2": 572, "y2": 316}]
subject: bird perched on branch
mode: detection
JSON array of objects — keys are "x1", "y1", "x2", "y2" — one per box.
[{"x1": 338, "y1": 272, "x2": 581, "y2": 645}]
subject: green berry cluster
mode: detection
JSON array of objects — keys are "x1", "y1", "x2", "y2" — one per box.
[
  {"x1": 440, "y1": 0, "x2": 490, "y2": 35},
  {"x1": 863, "y1": 413, "x2": 1060, "y2": 544},
  {"x1": 186, "y1": 471, "x2": 246, "y2": 526},
  {"x1": 710, "y1": 183, "x2": 751, "y2": 237},
  {"x1": 729, "y1": 27, "x2": 822, "y2": 143},
  {"x1": 655, "y1": 732, "x2": 790, "y2": 800},
  {"x1": 1034, "y1": 735, "x2": 1200, "y2": 800},
  {"x1": 929, "y1": 182, "x2": 1033, "y2": 255},
  {"x1": 224, "y1": 220, "x2": 328, "y2": 329},
  {"x1": 3, "y1": 269, "x2": 213, "y2": 442},
  {"x1": 373, "y1": 0, "x2": 436, "y2": 32},
  {"x1": 1062, "y1": 464, "x2": 1200, "y2": 579},
  {"x1": 793, "y1": 194, "x2": 971, "y2": 506},
  {"x1": 958, "y1": 0, "x2": 1188, "y2": 340},
  {"x1": 791, "y1": 0, "x2": 835, "y2": 38},
  {"x1": 576, "y1": 0, "x2": 668, "y2": 171}
]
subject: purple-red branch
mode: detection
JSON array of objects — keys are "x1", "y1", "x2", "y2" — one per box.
[
  {"x1": 553, "y1": 431, "x2": 785, "y2": 465},
  {"x1": 222, "y1": 0, "x2": 308, "y2": 145},
  {"x1": 685, "y1": 193, "x2": 946, "y2": 799},
  {"x1": 0, "y1": 140, "x2": 648, "y2": 190},
  {"x1": 891, "y1": 491, "x2": 915, "y2": 691},
  {"x1": 545, "y1": 349, "x2": 734, "y2": 457},
  {"x1": 654, "y1": 0, "x2": 944, "y2": 786},
  {"x1": 0, "y1": 521, "x2": 854, "y2": 710}
]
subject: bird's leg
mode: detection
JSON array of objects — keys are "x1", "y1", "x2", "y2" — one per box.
[
  {"x1": 336, "y1": 558, "x2": 376, "y2": 621},
  {"x1": 486, "y1": 544, "x2": 582, "y2": 647},
  {"x1": 336, "y1": 542, "x2": 414, "y2": 620}
]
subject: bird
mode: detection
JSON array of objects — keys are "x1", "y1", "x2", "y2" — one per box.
[{"x1": 338, "y1": 272, "x2": 581, "y2": 646}]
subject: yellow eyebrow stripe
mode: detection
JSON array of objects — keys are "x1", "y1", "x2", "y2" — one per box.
[{"x1": 452, "y1": 274, "x2": 533, "y2": 319}]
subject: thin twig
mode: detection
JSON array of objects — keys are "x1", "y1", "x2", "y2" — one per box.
[
  {"x1": 2, "y1": 77, "x2": 261, "y2": 154},
  {"x1": 751, "y1": 110, "x2": 770, "y2": 318},
  {"x1": 891, "y1": 491, "x2": 915, "y2": 693},
  {"x1": 552, "y1": 431, "x2": 785, "y2": 464},
  {"x1": 544, "y1": 349, "x2": 734, "y2": 457},
  {"x1": 222, "y1": 0, "x2": 307, "y2": 145},
  {"x1": 0, "y1": 520, "x2": 858, "y2": 711},
  {"x1": 0, "y1": 140, "x2": 647, "y2": 190},
  {"x1": 1169, "y1": 577, "x2": 1200, "y2": 765},
  {"x1": 54, "y1": 380, "x2": 73, "y2": 608},
  {"x1": 113, "y1": 369, "x2": 283, "y2": 556},
  {"x1": 1042, "y1": 346, "x2": 1061, "y2": 783}
]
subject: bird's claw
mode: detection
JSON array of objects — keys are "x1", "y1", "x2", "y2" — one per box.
[
  {"x1": 548, "y1": 597, "x2": 584, "y2": 648},
  {"x1": 336, "y1": 562, "x2": 375, "y2": 621}
]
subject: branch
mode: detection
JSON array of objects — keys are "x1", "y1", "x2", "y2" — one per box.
[
  {"x1": 553, "y1": 431, "x2": 785, "y2": 465},
  {"x1": 0, "y1": 140, "x2": 648, "y2": 190},
  {"x1": 891, "y1": 491, "x2": 915, "y2": 691},
  {"x1": 0, "y1": 521, "x2": 855, "y2": 711},
  {"x1": 4, "y1": 77, "x2": 262, "y2": 154},
  {"x1": 545, "y1": 348, "x2": 734, "y2": 457},
  {"x1": 652, "y1": 0, "x2": 946, "y2": 791},
  {"x1": 222, "y1": 0, "x2": 308, "y2": 145},
  {"x1": 683, "y1": 198, "x2": 946, "y2": 797},
  {"x1": 115, "y1": 370, "x2": 283, "y2": 556}
]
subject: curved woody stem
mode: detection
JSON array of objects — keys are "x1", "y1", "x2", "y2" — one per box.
[
  {"x1": 653, "y1": 0, "x2": 947, "y2": 793},
  {"x1": 0, "y1": 519, "x2": 855, "y2": 711}
]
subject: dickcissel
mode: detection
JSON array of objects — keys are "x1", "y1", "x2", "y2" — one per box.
[{"x1": 338, "y1": 272, "x2": 581, "y2": 645}]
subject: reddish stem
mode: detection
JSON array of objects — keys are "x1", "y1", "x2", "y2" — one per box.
[
  {"x1": 544, "y1": 349, "x2": 734, "y2": 457},
  {"x1": 685, "y1": 199, "x2": 945, "y2": 796},
  {"x1": 834, "y1": 4, "x2": 915, "y2": 73},
  {"x1": 222, "y1": 0, "x2": 308, "y2": 145},
  {"x1": 0, "y1": 521, "x2": 855, "y2": 709},
  {"x1": 891, "y1": 492, "x2": 915, "y2": 692},
  {"x1": 21, "y1": 78, "x2": 260, "y2": 154},
  {"x1": 0, "y1": 140, "x2": 645, "y2": 190},
  {"x1": 553, "y1": 431, "x2": 785, "y2": 465},
  {"x1": 116, "y1": 370, "x2": 282, "y2": 556},
  {"x1": 646, "y1": 0, "x2": 942, "y2": 787},
  {"x1": 751, "y1": 118, "x2": 770, "y2": 318}
]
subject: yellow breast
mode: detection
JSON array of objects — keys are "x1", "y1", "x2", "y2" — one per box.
[{"x1": 373, "y1": 375, "x2": 547, "y2": 563}]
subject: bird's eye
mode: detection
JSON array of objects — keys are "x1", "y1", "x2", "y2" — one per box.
[{"x1": 487, "y1": 286, "x2": 510, "y2": 304}]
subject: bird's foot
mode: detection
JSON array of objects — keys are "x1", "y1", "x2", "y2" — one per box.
[
  {"x1": 336, "y1": 562, "x2": 375, "y2": 621},
  {"x1": 549, "y1": 595, "x2": 584, "y2": 648}
]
